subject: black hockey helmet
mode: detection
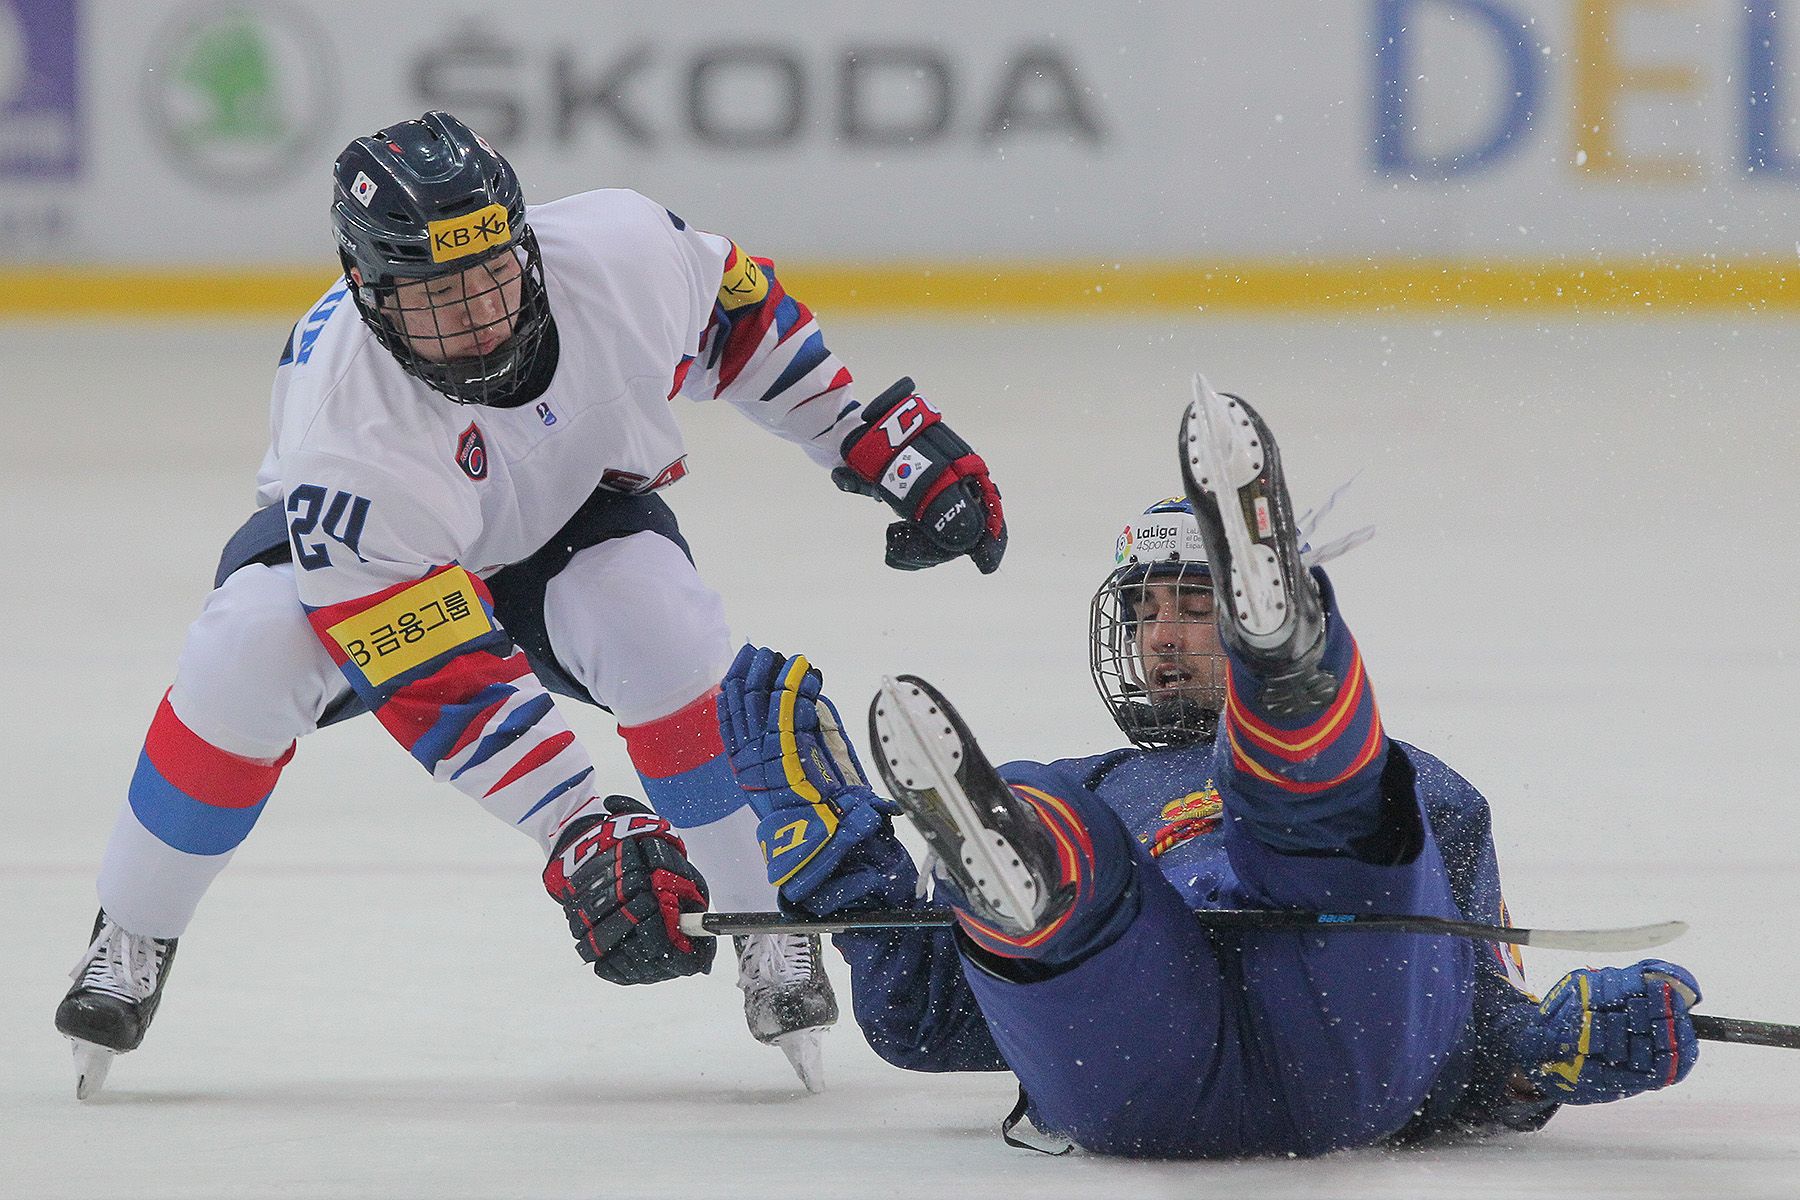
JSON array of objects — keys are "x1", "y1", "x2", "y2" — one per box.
[
  {"x1": 330, "y1": 111, "x2": 553, "y2": 405},
  {"x1": 1089, "y1": 496, "x2": 1226, "y2": 748}
]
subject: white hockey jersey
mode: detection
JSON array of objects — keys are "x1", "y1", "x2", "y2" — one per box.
[
  {"x1": 259, "y1": 187, "x2": 860, "y2": 608},
  {"x1": 255, "y1": 188, "x2": 864, "y2": 849}
]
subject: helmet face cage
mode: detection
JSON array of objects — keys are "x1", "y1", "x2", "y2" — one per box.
[
  {"x1": 347, "y1": 230, "x2": 552, "y2": 406},
  {"x1": 1089, "y1": 561, "x2": 1227, "y2": 750},
  {"x1": 331, "y1": 112, "x2": 553, "y2": 405}
]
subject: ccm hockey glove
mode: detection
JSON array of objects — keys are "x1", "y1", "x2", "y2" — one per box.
[
  {"x1": 1512, "y1": 959, "x2": 1701, "y2": 1103},
  {"x1": 832, "y1": 378, "x2": 1007, "y2": 574},
  {"x1": 542, "y1": 796, "x2": 716, "y2": 986},
  {"x1": 718, "y1": 645, "x2": 899, "y2": 902}
]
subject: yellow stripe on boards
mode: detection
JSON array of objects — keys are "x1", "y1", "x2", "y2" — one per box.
[
  {"x1": 0, "y1": 270, "x2": 343, "y2": 317},
  {"x1": 786, "y1": 260, "x2": 1800, "y2": 313},
  {"x1": 2, "y1": 260, "x2": 1797, "y2": 317}
]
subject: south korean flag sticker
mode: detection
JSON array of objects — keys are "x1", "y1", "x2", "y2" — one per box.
[
  {"x1": 882, "y1": 446, "x2": 933, "y2": 501},
  {"x1": 350, "y1": 171, "x2": 378, "y2": 207}
]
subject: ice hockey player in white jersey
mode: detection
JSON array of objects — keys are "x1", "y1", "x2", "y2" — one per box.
[{"x1": 53, "y1": 111, "x2": 1007, "y2": 1099}]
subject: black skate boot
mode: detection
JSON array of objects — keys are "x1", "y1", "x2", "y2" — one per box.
[
  {"x1": 54, "y1": 910, "x2": 178, "y2": 1100},
  {"x1": 733, "y1": 932, "x2": 838, "y2": 1094},
  {"x1": 868, "y1": 676, "x2": 1071, "y2": 938},
  {"x1": 1178, "y1": 376, "x2": 1338, "y2": 718}
]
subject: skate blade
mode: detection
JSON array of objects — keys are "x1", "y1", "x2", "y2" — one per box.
[
  {"x1": 870, "y1": 677, "x2": 1042, "y2": 930},
  {"x1": 70, "y1": 1039, "x2": 115, "y2": 1101},
  {"x1": 1183, "y1": 375, "x2": 1288, "y2": 645},
  {"x1": 772, "y1": 1027, "x2": 828, "y2": 1094}
]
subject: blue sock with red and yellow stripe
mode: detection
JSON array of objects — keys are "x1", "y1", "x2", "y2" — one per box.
[
  {"x1": 952, "y1": 762, "x2": 1142, "y2": 971},
  {"x1": 1220, "y1": 572, "x2": 1393, "y2": 855}
]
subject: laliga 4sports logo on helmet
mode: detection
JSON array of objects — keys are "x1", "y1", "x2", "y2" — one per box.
[{"x1": 1116, "y1": 497, "x2": 1207, "y2": 569}]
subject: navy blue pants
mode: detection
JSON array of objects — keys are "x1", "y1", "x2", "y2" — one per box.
[
  {"x1": 962, "y1": 595, "x2": 1475, "y2": 1157},
  {"x1": 964, "y1": 765, "x2": 1473, "y2": 1157}
]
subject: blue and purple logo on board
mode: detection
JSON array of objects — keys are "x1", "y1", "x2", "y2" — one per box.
[{"x1": 0, "y1": 0, "x2": 79, "y2": 179}]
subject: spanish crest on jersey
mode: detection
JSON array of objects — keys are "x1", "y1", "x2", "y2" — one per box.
[{"x1": 1141, "y1": 783, "x2": 1223, "y2": 857}]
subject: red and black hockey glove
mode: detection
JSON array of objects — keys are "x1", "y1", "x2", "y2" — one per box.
[
  {"x1": 831, "y1": 378, "x2": 1007, "y2": 574},
  {"x1": 542, "y1": 795, "x2": 716, "y2": 986}
]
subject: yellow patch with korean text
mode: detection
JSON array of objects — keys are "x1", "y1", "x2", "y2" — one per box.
[
  {"x1": 717, "y1": 243, "x2": 769, "y2": 310},
  {"x1": 427, "y1": 203, "x2": 512, "y2": 264},
  {"x1": 326, "y1": 567, "x2": 492, "y2": 686}
]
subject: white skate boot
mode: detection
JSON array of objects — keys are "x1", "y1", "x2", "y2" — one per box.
[
  {"x1": 1179, "y1": 375, "x2": 1337, "y2": 717},
  {"x1": 868, "y1": 675, "x2": 1070, "y2": 938},
  {"x1": 734, "y1": 932, "x2": 837, "y2": 1094}
]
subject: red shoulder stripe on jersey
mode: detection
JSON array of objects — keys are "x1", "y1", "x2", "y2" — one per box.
[
  {"x1": 715, "y1": 286, "x2": 782, "y2": 389},
  {"x1": 711, "y1": 259, "x2": 817, "y2": 392},
  {"x1": 669, "y1": 354, "x2": 695, "y2": 400}
]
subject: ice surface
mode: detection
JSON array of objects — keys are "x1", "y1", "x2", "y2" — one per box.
[{"x1": 4, "y1": 314, "x2": 1799, "y2": 1198}]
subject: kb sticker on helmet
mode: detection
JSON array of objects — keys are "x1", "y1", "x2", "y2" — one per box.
[{"x1": 428, "y1": 203, "x2": 511, "y2": 263}]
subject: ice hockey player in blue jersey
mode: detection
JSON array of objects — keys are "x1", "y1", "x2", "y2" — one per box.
[
  {"x1": 715, "y1": 378, "x2": 1701, "y2": 1157},
  {"x1": 53, "y1": 111, "x2": 1006, "y2": 1100}
]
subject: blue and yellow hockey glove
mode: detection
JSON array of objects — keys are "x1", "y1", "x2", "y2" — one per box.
[
  {"x1": 1513, "y1": 959, "x2": 1701, "y2": 1104},
  {"x1": 718, "y1": 645, "x2": 898, "y2": 902}
]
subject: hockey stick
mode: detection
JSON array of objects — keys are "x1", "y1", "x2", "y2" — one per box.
[
  {"x1": 678, "y1": 909, "x2": 1686, "y2": 953},
  {"x1": 1689, "y1": 1015, "x2": 1800, "y2": 1051},
  {"x1": 681, "y1": 911, "x2": 1800, "y2": 1050}
]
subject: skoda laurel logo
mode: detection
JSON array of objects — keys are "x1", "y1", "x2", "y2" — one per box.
[{"x1": 143, "y1": 2, "x2": 335, "y2": 190}]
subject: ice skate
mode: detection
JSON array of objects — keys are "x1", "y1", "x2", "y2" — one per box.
[
  {"x1": 734, "y1": 932, "x2": 837, "y2": 1094},
  {"x1": 868, "y1": 676, "x2": 1069, "y2": 937},
  {"x1": 54, "y1": 910, "x2": 178, "y2": 1100},
  {"x1": 1179, "y1": 375, "x2": 1337, "y2": 717}
]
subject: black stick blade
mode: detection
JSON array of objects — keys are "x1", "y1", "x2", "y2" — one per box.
[{"x1": 1692, "y1": 1014, "x2": 1800, "y2": 1050}]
